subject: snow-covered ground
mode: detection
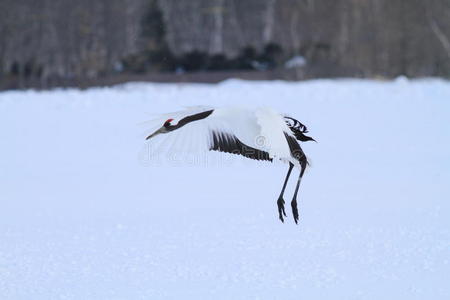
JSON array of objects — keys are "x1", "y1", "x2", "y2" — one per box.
[{"x1": 1, "y1": 78, "x2": 449, "y2": 299}]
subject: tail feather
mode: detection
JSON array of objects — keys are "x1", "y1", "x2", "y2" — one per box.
[{"x1": 284, "y1": 116, "x2": 316, "y2": 142}]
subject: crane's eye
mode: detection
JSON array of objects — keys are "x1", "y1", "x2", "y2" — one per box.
[{"x1": 163, "y1": 118, "x2": 174, "y2": 127}]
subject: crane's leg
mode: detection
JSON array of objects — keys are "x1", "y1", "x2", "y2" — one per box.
[
  {"x1": 277, "y1": 162, "x2": 294, "y2": 223},
  {"x1": 291, "y1": 159, "x2": 307, "y2": 224}
]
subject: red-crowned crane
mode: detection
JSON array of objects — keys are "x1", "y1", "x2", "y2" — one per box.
[{"x1": 145, "y1": 106, "x2": 315, "y2": 224}]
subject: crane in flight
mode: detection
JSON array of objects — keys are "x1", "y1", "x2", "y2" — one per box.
[{"x1": 145, "y1": 106, "x2": 315, "y2": 224}]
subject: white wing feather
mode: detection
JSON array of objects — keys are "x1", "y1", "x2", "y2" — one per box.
[{"x1": 255, "y1": 107, "x2": 293, "y2": 160}]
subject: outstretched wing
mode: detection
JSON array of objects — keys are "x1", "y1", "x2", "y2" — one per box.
[{"x1": 145, "y1": 107, "x2": 273, "y2": 162}]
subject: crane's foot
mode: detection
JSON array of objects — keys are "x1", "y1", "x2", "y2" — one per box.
[
  {"x1": 277, "y1": 197, "x2": 287, "y2": 223},
  {"x1": 291, "y1": 199, "x2": 299, "y2": 224}
]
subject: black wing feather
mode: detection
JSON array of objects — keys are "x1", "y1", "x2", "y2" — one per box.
[
  {"x1": 284, "y1": 116, "x2": 316, "y2": 142},
  {"x1": 209, "y1": 130, "x2": 272, "y2": 162}
]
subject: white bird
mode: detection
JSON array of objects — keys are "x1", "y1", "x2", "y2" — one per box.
[{"x1": 145, "y1": 106, "x2": 315, "y2": 223}]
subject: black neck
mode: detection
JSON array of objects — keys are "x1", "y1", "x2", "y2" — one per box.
[{"x1": 168, "y1": 109, "x2": 214, "y2": 131}]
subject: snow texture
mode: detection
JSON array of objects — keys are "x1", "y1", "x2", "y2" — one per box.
[{"x1": 1, "y1": 78, "x2": 449, "y2": 299}]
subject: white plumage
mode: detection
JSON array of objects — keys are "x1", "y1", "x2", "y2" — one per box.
[
  {"x1": 145, "y1": 106, "x2": 315, "y2": 223},
  {"x1": 146, "y1": 107, "x2": 298, "y2": 164}
]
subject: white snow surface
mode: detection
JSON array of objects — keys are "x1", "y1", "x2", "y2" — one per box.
[{"x1": 1, "y1": 78, "x2": 449, "y2": 299}]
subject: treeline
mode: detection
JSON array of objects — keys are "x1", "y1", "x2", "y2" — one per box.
[
  {"x1": 0, "y1": 0, "x2": 146, "y2": 89},
  {"x1": 123, "y1": 44, "x2": 283, "y2": 73},
  {"x1": 159, "y1": 0, "x2": 450, "y2": 77},
  {"x1": 1, "y1": 0, "x2": 449, "y2": 89}
]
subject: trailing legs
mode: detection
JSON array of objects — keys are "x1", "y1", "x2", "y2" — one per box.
[
  {"x1": 277, "y1": 162, "x2": 294, "y2": 222},
  {"x1": 291, "y1": 159, "x2": 307, "y2": 224}
]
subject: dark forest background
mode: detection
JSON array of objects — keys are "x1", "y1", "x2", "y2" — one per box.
[{"x1": 1, "y1": 0, "x2": 449, "y2": 90}]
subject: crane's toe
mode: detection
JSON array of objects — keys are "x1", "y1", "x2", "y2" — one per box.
[
  {"x1": 277, "y1": 197, "x2": 287, "y2": 222},
  {"x1": 291, "y1": 199, "x2": 299, "y2": 224}
]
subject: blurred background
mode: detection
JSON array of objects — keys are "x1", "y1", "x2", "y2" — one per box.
[
  {"x1": 1, "y1": 0, "x2": 449, "y2": 90},
  {"x1": 1, "y1": 1, "x2": 450, "y2": 299}
]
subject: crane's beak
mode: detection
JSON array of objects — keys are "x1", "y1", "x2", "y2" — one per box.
[{"x1": 146, "y1": 127, "x2": 165, "y2": 140}]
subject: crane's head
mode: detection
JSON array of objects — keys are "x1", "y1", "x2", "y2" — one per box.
[{"x1": 146, "y1": 118, "x2": 175, "y2": 140}]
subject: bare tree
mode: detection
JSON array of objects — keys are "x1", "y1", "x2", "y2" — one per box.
[{"x1": 1, "y1": 0, "x2": 449, "y2": 89}]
